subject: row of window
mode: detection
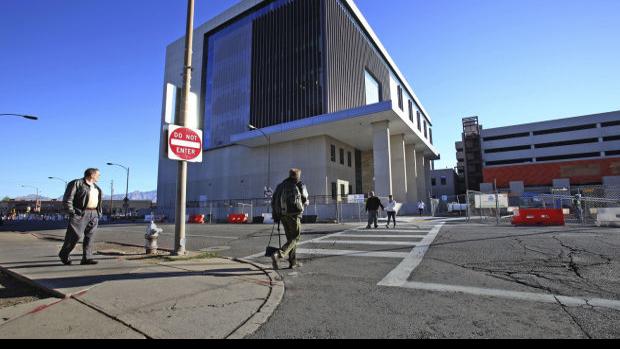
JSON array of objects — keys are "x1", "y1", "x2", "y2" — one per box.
[
  {"x1": 485, "y1": 151, "x2": 609, "y2": 166},
  {"x1": 397, "y1": 85, "x2": 433, "y2": 144},
  {"x1": 483, "y1": 135, "x2": 620, "y2": 154},
  {"x1": 431, "y1": 177, "x2": 448, "y2": 186},
  {"x1": 331, "y1": 182, "x2": 354, "y2": 200},
  {"x1": 482, "y1": 120, "x2": 620, "y2": 142},
  {"x1": 330, "y1": 144, "x2": 352, "y2": 167}
]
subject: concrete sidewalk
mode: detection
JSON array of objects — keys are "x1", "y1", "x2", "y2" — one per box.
[{"x1": 0, "y1": 232, "x2": 283, "y2": 339}]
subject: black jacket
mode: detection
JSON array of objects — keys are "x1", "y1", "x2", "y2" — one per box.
[
  {"x1": 366, "y1": 196, "x2": 384, "y2": 211},
  {"x1": 63, "y1": 179, "x2": 103, "y2": 217}
]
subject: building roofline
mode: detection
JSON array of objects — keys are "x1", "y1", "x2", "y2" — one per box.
[
  {"x1": 168, "y1": 0, "x2": 433, "y2": 123},
  {"x1": 482, "y1": 109, "x2": 620, "y2": 134}
]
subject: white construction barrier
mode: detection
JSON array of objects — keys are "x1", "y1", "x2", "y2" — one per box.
[{"x1": 596, "y1": 208, "x2": 620, "y2": 227}]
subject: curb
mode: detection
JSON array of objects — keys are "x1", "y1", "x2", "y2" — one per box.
[
  {"x1": 226, "y1": 258, "x2": 284, "y2": 339},
  {"x1": 0, "y1": 266, "x2": 67, "y2": 300}
]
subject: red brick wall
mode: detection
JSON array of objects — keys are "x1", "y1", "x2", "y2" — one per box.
[{"x1": 483, "y1": 158, "x2": 620, "y2": 188}]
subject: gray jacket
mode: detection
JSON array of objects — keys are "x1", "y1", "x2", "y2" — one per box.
[{"x1": 63, "y1": 179, "x2": 103, "y2": 217}]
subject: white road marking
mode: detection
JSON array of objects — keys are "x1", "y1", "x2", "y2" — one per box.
[
  {"x1": 337, "y1": 234, "x2": 427, "y2": 239},
  {"x1": 311, "y1": 240, "x2": 418, "y2": 246},
  {"x1": 295, "y1": 249, "x2": 410, "y2": 259},
  {"x1": 378, "y1": 223, "x2": 445, "y2": 287},
  {"x1": 352, "y1": 229, "x2": 431, "y2": 233},
  {"x1": 394, "y1": 281, "x2": 620, "y2": 311}
]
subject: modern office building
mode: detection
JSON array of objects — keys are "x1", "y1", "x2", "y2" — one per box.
[
  {"x1": 157, "y1": 0, "x2": 439, "y2": 217},
  {"x1": 476, "y1": 110, "x2": 620, "y2": 191}
]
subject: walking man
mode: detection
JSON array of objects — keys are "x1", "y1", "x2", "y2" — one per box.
[
  {"x1": 271, "y1": 168, "x2": 309, "y2": 270},
  {"x1": 386, "y1": 195, "x2": 398, "y2": 229},
  {"x1": 58, "y1": 168, "x2": 103, "y2": 266},
  {"x1": 417, "y1": 200, "x2": 426, "y2": 216},
  {"x1": 366, "y1": 192, "x2": 384, "y2": 229}
]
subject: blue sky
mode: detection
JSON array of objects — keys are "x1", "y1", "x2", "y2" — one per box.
[{"x1": 1, "y1": 0, "x2": 619, "y2": 199}]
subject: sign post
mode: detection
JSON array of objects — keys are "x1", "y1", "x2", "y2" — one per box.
[{"x1": 173, "y1": 0, "x2": 196, "y2": 256}]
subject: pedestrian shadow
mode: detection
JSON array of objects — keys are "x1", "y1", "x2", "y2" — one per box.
[{"x1": 31, "y1": 268, "x2": 265, "y2": 290}]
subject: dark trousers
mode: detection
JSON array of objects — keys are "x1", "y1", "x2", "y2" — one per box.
[
  {"x1": 367, "y1": 210, "x2": 379, "y2": 228},
  {"x1": 60, "y1": 210, "x2": 99, "y2": 261},
  {"x1": 387, "y1": 212, "x2": 396, "y2": 227}
]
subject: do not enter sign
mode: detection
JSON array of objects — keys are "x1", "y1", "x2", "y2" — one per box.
[{"x1": 168, "y1": 125, "x2": 203, "y2": 163}]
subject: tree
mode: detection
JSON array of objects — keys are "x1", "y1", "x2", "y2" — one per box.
[{"x1": 1, "y1": 197, "x2": 11, "y2": 202}]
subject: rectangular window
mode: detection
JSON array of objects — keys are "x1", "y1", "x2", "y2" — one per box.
[
  {"x1": 432, "y1": 178, "x2": 437, "y2": 186},
  {"x1": 340, "y1": 148, "x2": 345, "y2": 165},
  {"x1": 397, "y1": 86, "x2": 403, "y2": 110},
  {"x1": 408, "y1": 100, "x2": 414, "y2": 123},
  {"x1": 417, "y1": 111, "x2": 421, "y2": 131},
  {"x1": 347, "y1": 152, "x2": 352, "y2": 167},
  {"x1": 349, "y1": 184, "x2": 353, "y2": 195},
  {"x1": 606, "y1": 150, "x2": 620, "y2": 156},
  {"x1": 364, "y1": 70, "x2": 380, "y2": 105},
  {"x1": 340, "y1": 184, "x2": 346, "y2": 198},
  {"x1": 331, "y1": 145, "x2": 336, "y2": 162},
  {"x1": 331, "y1": 182, "x2": 337, "y2": 200},
  {"x1": 441, "y1": 177, "x2": 447, "y2": 186},
  {"x1": 424, "y1": 121, "x2": 428, "y2": 139},
  {"x1": 429, "y1": 128, "x2": 433, "y2": 145}
]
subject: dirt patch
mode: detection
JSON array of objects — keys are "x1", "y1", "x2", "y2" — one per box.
[{"x1": 0, "y1": 270, "x2": 50, "y2": 310}]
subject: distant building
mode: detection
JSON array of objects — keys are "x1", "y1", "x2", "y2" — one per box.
[
  {"x1": 455, "y1": 110, "x2": 620, "y2": 192},
  {"x1": 430, "y1": 168, "x2": 459, "y2": 201}
]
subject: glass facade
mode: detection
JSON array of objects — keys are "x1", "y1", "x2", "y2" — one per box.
[{"x1": 203, "y1": 0, "x2": 293, "y2": 149}]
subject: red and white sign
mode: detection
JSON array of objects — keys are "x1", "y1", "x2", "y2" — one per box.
[{"x1": 168, "y1": 125, "x2": 203, "y2": 163}]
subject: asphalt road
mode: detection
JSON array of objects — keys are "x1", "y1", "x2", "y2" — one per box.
[{"x1": 4, "y1": 218, "x2": 620, "y2": 338}]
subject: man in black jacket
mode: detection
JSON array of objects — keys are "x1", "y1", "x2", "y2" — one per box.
[
  {"x1": 58, "y1": 168, "x2": 103, "y2": 266},
  {"x1": 365, "y1": 191, "x2": 384, "y2": 229}
]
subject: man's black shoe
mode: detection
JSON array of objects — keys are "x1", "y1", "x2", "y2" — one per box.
[
  {"x1": 80, "y1": 259, "x2": 99, "y2": 265},
  {"x1": 59, "y1": 254, "x2": 72, "y2": 266}
]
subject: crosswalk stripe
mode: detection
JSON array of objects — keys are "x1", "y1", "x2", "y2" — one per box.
[
  {"x1": 310, "y1": 240, "x2": 418, "y2": 246},
  {"x1": 296, "y1": 249, "x2": 410, "y2": 259},
  {"x1": 352, "y1": 229, "x2": 431, "y2": 233},
  {"x1": 338, "y1": 234, "x2": 427, "y2": 239}
]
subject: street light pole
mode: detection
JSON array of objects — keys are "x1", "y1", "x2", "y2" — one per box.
[
  {"x1": 1, "y1": 114, "x2": 38, "y2": 121},
  {"x1": 173, "y1": 0, "x2": 195, "y2": 256},
  {"x1": 248, "y1": 125, "x2": 271, "y2": 192},
  {"x1": 106, "y1": 163, "x2": 130, "y2": 216},
  {"x1": 48, "y1": 177, "x2": 68, "y2": 188}
]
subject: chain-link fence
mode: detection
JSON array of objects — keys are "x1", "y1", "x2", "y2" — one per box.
[
  {"x1": 155, "y1": 195, "x2": 400, "y2": 224},
  {"x1": 465, "y1": 185, "x2": 620, "y2": 225}
]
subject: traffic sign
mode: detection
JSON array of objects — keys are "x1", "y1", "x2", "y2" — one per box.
[{"x1": 168, "y1": 125, "x2": 203, "y2": 163}]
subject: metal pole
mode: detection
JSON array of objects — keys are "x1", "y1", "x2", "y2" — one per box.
[
  {"x1": 110, "y1": 180, "x2": 114, "y2": 217},
  {"x1": 268, "y1": 136, "x2": 271, "y2": 191},
  {"x1": 174, "y1": 0, "x2": 195, "y2": 256},
  {"x1": 495, "y1": 179, "x2": 499, "y2": 225},
  {"x1": 125, "y1": 167, "x2": 130, "y2": 216}
]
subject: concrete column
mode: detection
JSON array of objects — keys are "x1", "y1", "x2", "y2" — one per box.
[
  {"x1": 372, "y1": 121, "x2": 392, "y2": 197},
  {"x1": 425, "y1": 158, "x2": 433, "y2": 201},
  {"x1": 416, "y1": 151, "x2": 427, "y2": 203},
  {"x1": 390, "y1": 134, "x2": 407, "y2": 202},
  {"x1": 405, "y1": 144, "x2": 419, "y2": 204}
]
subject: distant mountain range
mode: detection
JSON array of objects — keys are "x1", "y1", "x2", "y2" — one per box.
[{"x1": 9, "y1": 190, "x2": 157, "y2": 203}]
